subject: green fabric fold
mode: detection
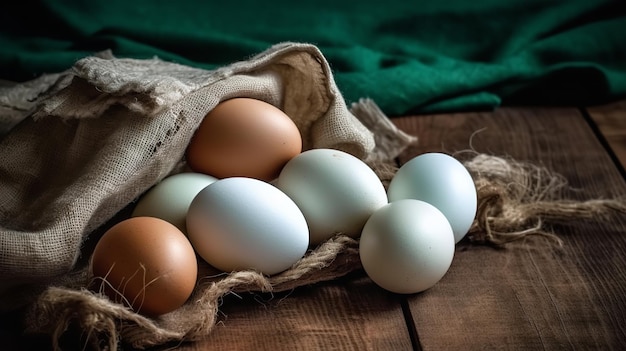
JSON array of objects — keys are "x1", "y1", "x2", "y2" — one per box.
[{"x1": 1, "y1": 0, "x2": 624, "y2": 115}]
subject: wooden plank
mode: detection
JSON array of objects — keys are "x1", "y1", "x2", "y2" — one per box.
[
  {"x1": 4, "y1": 103, "x2": 626, "y2": 350},
  {"x1": 177, "y1": 274, "x2": 414, "y2": 350},
  {"x1": 392, "y1": 107, "x2": 626, "y2": 350},
  {"x1": 586, "y1": 99, "x2": 626, "y2": 172}
]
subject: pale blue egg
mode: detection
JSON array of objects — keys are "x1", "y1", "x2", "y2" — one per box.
[{"x1": 387, "y1": 153, "x2": 477, "y2": 243}]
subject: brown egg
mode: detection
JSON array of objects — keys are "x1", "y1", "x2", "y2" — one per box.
[
  {"x1": 186, "y1": 98, "x2": 302, "y2": 181},
  {"x1": 90, "y1": 216, "x2": 198, "y2": 316}
]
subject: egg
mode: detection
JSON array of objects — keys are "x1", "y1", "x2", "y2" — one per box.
[
  {"x1": 186, "y1": 177, "x2": 309, "y2": 276},
  {"x1": 276, "y1": 148, "x2": 388, "y2": 245},
  {"x1": 90, "y1": 216, "x2": 198, "y2": 316},
  {"x1": 359, "y1": 199, "x2": 455, "y2": 294},
  {"x1": 185, "y1": 98, "x2": 302, "y2": 181},
  {"x1": 387, "y1": 152, "x2": 477, "y2": 243},
  {"x1": 131, "y1": 172, "x2": 217, "y2": 234}
]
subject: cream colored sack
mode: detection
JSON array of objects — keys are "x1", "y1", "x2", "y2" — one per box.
[{"x1": 0, "y1": 42, "x2": 414, "y2": 311}]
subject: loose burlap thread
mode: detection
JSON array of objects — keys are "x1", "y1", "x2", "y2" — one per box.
[
  {"x1": 463, "y1": 152, "x2": 626, "y2": 246},
  {"x1": 2, "y1": 42, "x2": 625, "y2": 350}
]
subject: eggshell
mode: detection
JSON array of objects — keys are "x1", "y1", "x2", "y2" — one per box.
[
  {"x1": 276, "y1": 148, "x2": 388, "y2": 245},
  {"x1": 387, "y1": 152, "x2": 477, "y2": 243},
  {"x1": 186, "y1": 177, "x2": 309, "y2": 275},
  {"x1": 185, "y1": 98, "x2": 302, "y2": 181},
  {"x1": 90, "y1": 216, "x2": 198, "y2": 316},
  {"x1": 131, "y1": 172, "x2": 217, "y2": 234},
  {"x1": 359, "y1": 199, "x2": 455, "y2": 294}
]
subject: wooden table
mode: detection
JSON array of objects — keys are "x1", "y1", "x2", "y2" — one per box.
[{"x1": 3, "y1": 99, "x2": 626, "y2": 350}]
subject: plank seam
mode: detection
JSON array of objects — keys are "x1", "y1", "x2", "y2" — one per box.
[
  {"x1": 400, "y1": 298, "x2": 423, "y2": 351},
  {"x1": 579, "y1": 107, "x2": 626, "y2": 181}
]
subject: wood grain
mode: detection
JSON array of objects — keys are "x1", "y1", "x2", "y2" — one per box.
[
  {"x1": 177, "y1": 104, "x2": 626, "y2": 350},
  {"x1": 586, "y1": 99, "x2": 626, "y2": 172},
  {"x1": 177, "y1": 274, "x2": 414, "y2": 350},
  {"x1": 392, "y1": 106, "x2": 626, "y2": 350},
  {"x1": 3, "y1": 101, "x2": 626, "y2": 350}
]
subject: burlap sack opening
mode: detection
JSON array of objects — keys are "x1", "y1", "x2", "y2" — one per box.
[
  {"x1": 0, "y1": 42, "x2": 383, "y2": 285},
  {"x1": 0, "y1": 42, "x2": 418, "y2": 349}
]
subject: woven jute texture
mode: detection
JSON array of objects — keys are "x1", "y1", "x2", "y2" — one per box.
[
  {"x1": 0, "y1": 42, "x2": 417, "y2": 349},
  {"x1": 0, "y1": 42, "x2": 405, "y2": 286}
]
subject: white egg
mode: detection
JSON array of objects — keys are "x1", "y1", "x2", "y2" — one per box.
[
  {"x1": 387, "y1": 152, "x2": 477, "y2": 243},
  {"x1": 131, "y1": 172, "x2": 217, "y2": 234},
  {"x1": 186, "y1": 177, "x2": 309, "y2": 276},
  {"x1": 359, "y1": 199, "x2": 455, "y2": 294},
  {"x1": 276, "y1": 148, "x2": 388, "y2": 245}
]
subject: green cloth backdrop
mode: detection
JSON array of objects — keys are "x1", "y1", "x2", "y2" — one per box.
[{"x1": 1, "y1": 0, "x2": 625, "y2": 115}]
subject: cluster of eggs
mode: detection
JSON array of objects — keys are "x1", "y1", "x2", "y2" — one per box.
[{"x1": 89, "y1": 98, "x2": 477, "y2": 317}]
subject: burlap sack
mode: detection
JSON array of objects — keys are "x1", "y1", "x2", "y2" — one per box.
[{"x1": 0, "y1": 42, "x2": 417, "y2": 348}]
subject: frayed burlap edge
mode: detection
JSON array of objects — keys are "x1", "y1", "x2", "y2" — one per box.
[
  {"x1": 26, "y1": 234, "x2": 362, "y2": 350},
  {"x1": 462, "y1": 152, "x2": 626, "y2": 246}
]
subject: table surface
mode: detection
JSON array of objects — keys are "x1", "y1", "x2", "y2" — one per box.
[{"x1": 3, "y1": 99, "x2": 626, "y2": 350}]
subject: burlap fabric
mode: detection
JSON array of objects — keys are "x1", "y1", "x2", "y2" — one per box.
[{"x1": 0, "y1": 42, "x2": 417, "y2": 348}]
